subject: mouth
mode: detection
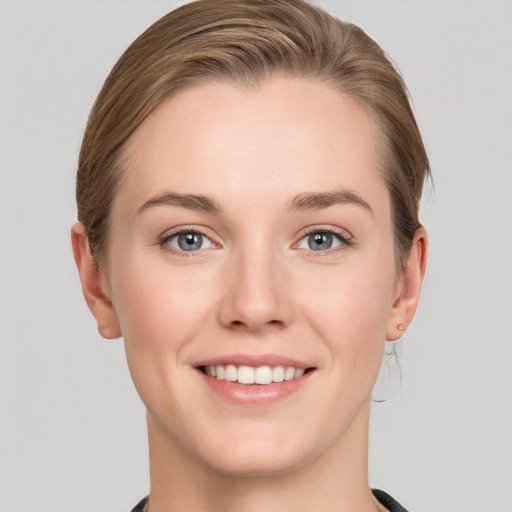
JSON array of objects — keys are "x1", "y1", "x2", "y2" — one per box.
[
  {"x1": 198, "y1": 364, "x2": 315, "y2": 385},
  {"x1": 193, "y1": 354, "x2": 317, "y2": 404}
]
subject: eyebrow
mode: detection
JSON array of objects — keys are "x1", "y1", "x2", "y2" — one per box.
[
  {"x1": 137, "y1": 192, "x2": 223, "y2": 215},
  {"x1": 136, "y1": 189, "x2": 372, "y2": 216},
  {"x1": 288, "y1": 189, "x2": 373, "y2": 215}
]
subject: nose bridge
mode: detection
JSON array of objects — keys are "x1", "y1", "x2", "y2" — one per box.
[{"x1": 218, "y1": 232, "x2": 291, "y2": 331}]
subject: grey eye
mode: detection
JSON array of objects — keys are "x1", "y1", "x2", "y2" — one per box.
[
  {"x1": 166, "y1": 232, "x2": 213, "y2": 252},
  {"x1": 298, "y1": 232, "x2": 342, "y2": 251}
]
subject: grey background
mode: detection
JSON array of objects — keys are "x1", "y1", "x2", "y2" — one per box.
[{"x1": 1, "y1": 1, "x2": 511, "y2": 511}]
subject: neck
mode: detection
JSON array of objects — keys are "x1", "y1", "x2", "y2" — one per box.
[{"x1": 145, "y1": 401, "x2": 382, "y2": 512}]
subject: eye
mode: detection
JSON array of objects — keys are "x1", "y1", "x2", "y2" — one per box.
[
  {"x1": 163, "y1": 231, "x2": 213, "y2": 252},
  {"x1": 297, "y1": 230, "x2": 349, "y2": 252}
]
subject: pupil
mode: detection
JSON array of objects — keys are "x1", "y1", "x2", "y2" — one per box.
[
  {"x1": 309, "y1": 233, "x2": 332, "y2": 251},
  {"x1": 178, "y1": 233, "x2": 202, "y2": 251}
]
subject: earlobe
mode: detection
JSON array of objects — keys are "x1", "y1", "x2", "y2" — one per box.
[
  {"x1": 71, "y1": 222, "x2": 122, "y2": 339},
  {"x1": 386, "y1": 226, "x2": 428, "y2": 341}
]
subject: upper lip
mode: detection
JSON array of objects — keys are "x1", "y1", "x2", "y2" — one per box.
[{"x1": 193, "y1": 353, "x2": 312, "y2": 369}]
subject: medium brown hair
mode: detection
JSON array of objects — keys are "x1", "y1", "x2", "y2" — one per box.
[{"x1": 77, "y1": 0, "x2": 430, "y2": 268}]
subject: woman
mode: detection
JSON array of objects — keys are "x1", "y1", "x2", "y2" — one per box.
[{"x1": 72, "y1": 1, "x2": 429, "y2": 510}]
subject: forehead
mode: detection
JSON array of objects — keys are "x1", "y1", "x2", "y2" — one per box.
[{"x1": 118, "y1": 77, "x2": 386, "y2": 215}]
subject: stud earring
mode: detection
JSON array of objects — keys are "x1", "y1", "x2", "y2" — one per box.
[{"x1": 397, "y1": 324, "x2": 404, "y2": 331}]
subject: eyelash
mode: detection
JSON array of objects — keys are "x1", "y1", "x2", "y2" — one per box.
[
  {"x1": 159, "y1": 227, "x2": 214, "y2": 256},
  {"x1": 297, "y1": 227, "x2": 353, "y2": 256},
  {"x1": 158, "y1": 226, "x2": 353, "y2": 256}
]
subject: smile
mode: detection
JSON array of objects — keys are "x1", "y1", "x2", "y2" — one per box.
[
  {"x1": 195, "y1": 356, "x2": 316, "y2": 405},
  {"x1": 200, "y1": 364, "x2": 309, "y2": 385}
]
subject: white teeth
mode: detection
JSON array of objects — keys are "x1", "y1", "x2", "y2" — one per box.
[
  {"x1": 225, "y1": 364, "x2": 237, "y2": 382},
  {"x1": 204, "y1": 364, "x2": 308, "y2": 385},
  {"x1": 284, "y1": 367, "x2": 296, "y2": 381},
  {"x1": 237, "y1": 365, "x2": 254, "y2": 384},
  {"x1": 272, "y1": 366, "x2": 284, "y2": 382},
  {"x1": 255, "y1": 366, "x2": 273, "y2": 384}
]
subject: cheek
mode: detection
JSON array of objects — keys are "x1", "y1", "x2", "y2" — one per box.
[
  {"x1": 296, "y1": 253, "x2": 396, "y2": 367},
  {"x1": 109, "y1": 253, "x2": 220, "y2": 377},
  {"x1": 108, "y1": 256, "x2": 227, "y2": 425}
]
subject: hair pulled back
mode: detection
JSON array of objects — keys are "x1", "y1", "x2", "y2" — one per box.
[{"x1": 77, "y1": 0, "x2": 430, "y2": 268}]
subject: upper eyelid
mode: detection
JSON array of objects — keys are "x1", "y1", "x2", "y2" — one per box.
[
  {"x1": 159, "y1": 225, "x2": 215, "y2": 240},
  {"x1": 298, "y1": 225, "x2": 352, "y2": 241}
]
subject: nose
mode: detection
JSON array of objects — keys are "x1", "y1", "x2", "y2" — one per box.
[{"x1": 217, "y1": 242, "x2": 293, "y2": 333}]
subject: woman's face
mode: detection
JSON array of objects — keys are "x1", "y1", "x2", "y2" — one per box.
[{"x1": 105, "y1": 78, "x2": 405, "y2": 476}]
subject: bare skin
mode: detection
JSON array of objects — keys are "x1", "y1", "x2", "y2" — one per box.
[{"x1": 72, "y1": 78, "x2": 427, "y2": 512}]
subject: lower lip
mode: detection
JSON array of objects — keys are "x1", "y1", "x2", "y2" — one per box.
[{"x1": 197, "y1": 370, "x2": 314, "y2": 406}]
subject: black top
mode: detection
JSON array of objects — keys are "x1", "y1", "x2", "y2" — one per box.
[
  {"x1": 372, "y1": 489, "x2": 409, "y2": 511},
  {"x1": 130, "y1": 489, "x2": 409, "y2": 511}
]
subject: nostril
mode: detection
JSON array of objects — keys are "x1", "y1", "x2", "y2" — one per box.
[{"x1": 226, "y1": 318, "x2": 286, "y2": 332}]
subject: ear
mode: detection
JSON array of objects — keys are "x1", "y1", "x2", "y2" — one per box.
[
  {"x1": 71, "y1": 222, "x2": 122, "y2": 339},
  {"x1": 386, "y1": 226, "x2": 428, "y2": 341}
]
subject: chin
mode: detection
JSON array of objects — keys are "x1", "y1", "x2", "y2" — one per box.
[
  {"x1": 203, "y1": 444, "x2": 310, "y2": 479},
  {"x1": 191, "y1": 423, "x2": 320, "y2": 479}
]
